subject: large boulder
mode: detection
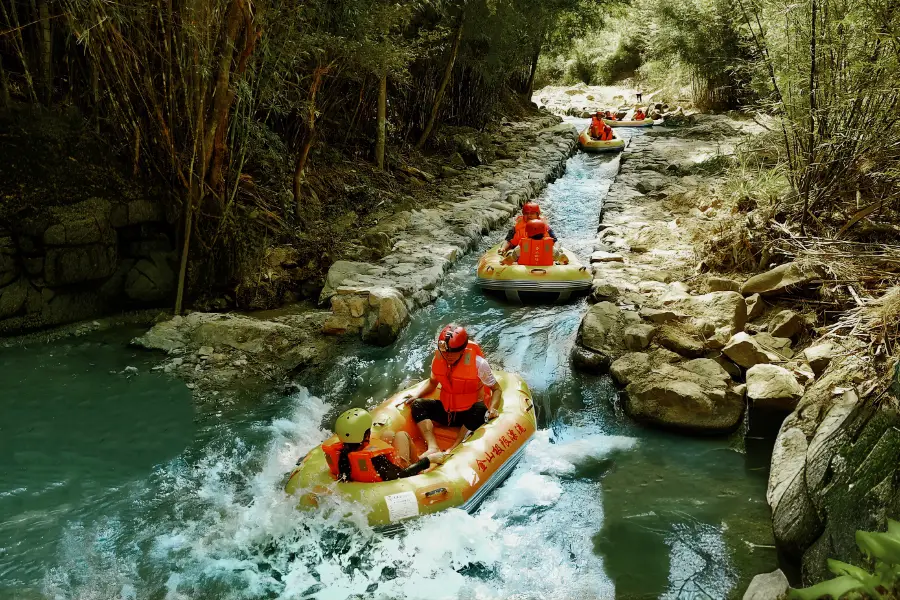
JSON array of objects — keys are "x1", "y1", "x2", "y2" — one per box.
[
  {"x1": 723, "y1": 332, "x2": 788, "y2": 368},
  {"x1": 741, "y1": 262, "x2": 822, "y2": 296},
  {"x1": 125, "y1": 253, "x2": 175, "y2": 303},
  {"x1": 767, "y1": 352, "x2": 900, "y2": 584},
  {"x1": 574, "y1": 302, "x2": 637, "y2": 372},
  {"x1": 44, "y1": 242, "x2": 117, "y2": 286},
  {"x1": 746, "y1": 364, "x2": 804, "y2": 410},
  {"x1": 742, "y1": 569, "x2": 789, "y2": 600},
  {"x1": 42, "y1": 198, "x2": 112, "y2": 246},
  {"x1": 318, "y1": 261, "x2": 378, "y2": 305},
  {"x1": 362, "y1": 287, "x2": 409, "y2": 346},
  {"x1": 663, "y1": 291, "x2": 747, "y2": 348},
  {"x1": 803, "y1": 341, "x2": 835, "y2": 377},
  {"x1": 615, "y1": 355, "x2": 745, "y2": 432},
  {"x1": 769, "y1": 309, "x2": 803, "y2": 339},
  {"x1": 0, "y1": 277, "x2": 28, "y2": 319}
]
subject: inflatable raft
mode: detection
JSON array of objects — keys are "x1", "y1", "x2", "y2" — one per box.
[
  {"x1": 604, "y1": 118, "x2": 654, "y2": 127},
  {"x1": 578, "y1": 127, "x2": 625, "y2": 153},
  {"x1": 476, "y1": 243, "x2": 592, "y2": 302},
  {"x1": 284, "y1": 371, "x2": 536, "y2": 528}
]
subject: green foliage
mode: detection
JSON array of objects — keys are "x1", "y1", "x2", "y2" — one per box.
[
  {"x1": 788, "y1": 520, "x2": 900, "y2": 600},
  {"x1": 596, "y1": 32, "x2": 643, "y2": 84}
]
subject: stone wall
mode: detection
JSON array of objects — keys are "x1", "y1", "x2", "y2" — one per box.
[
  {"x1": 0, "y1": 197, "x2": 175, "y2": 334},
  {"x1": 320, "y1": 120, "x2": 579, "y2": 346}
]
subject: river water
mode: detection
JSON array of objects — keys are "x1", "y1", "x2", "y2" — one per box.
[{"x1": 0, "y1": 122, "x2": 778, "y2": 599}]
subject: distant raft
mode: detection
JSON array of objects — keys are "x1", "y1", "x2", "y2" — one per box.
[
  {"x1": 284, "y1": 371, "x2": 537, "y2": 529},
  {"x1": 604, "y1": 117, "x2": 655, "y2": 127},
  {"x1": 476, "y1": 242, "x2": 592, "y2": 302},
  {"x1": 578, "y1": 127, "x2": 625, "y2": 153}
]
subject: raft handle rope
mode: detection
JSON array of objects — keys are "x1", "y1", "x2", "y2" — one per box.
[{"x1": 530, "y1": 268, "x2": 547, "y2": 275}]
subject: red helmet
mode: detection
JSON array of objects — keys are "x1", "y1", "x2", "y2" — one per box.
[
  {"x1": 437, "y1": 324, "x2": 468, "y2": 352},
  {"x1": 522, "y1": 202, "x2": 541, "y2": 216},
  {"x1": 525, "y1": 218, "x2": 548, "y2": 238}
]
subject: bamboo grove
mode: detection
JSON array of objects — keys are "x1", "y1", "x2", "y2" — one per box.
[{"x1": 0, "y1": 0, "x2": 595, "y2": 309}]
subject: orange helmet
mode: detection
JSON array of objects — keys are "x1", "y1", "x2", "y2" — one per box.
[
  {"x1": 437, "y1": 324, "x2": 468, "y2": 352},
  {"x1": 522, "y1": 202, "x2": 541, "y2": 217},
  {"x1": 525, "y1": 218, "x2": 548, "y2": 238}
]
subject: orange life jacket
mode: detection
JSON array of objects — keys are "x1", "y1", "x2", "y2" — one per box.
[
  {"x1": 431, "y1": 342, "x2": 489, "y2": 413},
  {"x1": 509, "y1": 216, "x2": 527, "y2": 247},
  {"x1": 518, "y1": 237, "x2": 555, "y2": 266},
  {"x1": 634, "y1": 112, "x2": 646, "y2": 120},
  {"x1": 599, "y1": 125, "x2": 613, "y2": 141},
  {"x1": 590, "y1": 116, "x2": 603, "y2": 138},
  {"x1": 321, "y1": 438, "x2": 400, "y2": 483}
]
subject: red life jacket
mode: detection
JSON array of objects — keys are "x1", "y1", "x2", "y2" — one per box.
[
  {"x1": 599, "y1": 125, "x2": 613, "y2": 141},
  {"x1": 321, "y1": 438, "x2": 400, "y2": 483},
  {"x1": 634, "y1": 112, "x2": 646, "y2": 120},
  {"x1": 431, "y1": 342, "x2": 489, "y2": 413},
  {"x1": 509, "y1": 216, "x2": 527, "y2": 248},
  {"x1": 518, "y1": 237, "x2": 555, "y2": 266},
  {"x1": 590, "y1": 117, "x2": 603, "y2": 138}
]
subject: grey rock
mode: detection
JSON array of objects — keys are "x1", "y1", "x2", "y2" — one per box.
[
  {"x1": 125, "y1": 253, "x2": 175, "y2": 302},
  {"x1": 745, "y1": 293, "x2": 765, "y2": 320},
  {"x1": 656, "y1": 324, "x2": 706, "y2": 358},
  {"x1": 769, "y1": 309, "x2": 803, "y2": 339},
  {"x1": 746, "y1": 364, "x2": 804, "y2": 410},
  {"x1": 723, "y1": 332, "x2": 782, "y2": 368},
  {"x1": 0, "y1": 278, "x2": 28, "y2": 319},
  {"x1": 624, "y1": 324, "x2": 655, "y2": 351},
  {"x1": 741, "y1": 262, "x2": 822, "y2": 296},
  {"x1": 707, "y1": 276, "x2": 741, "y2": 292},
  {"x1": 803, "y1": 341, "x2": 835, "y2": 377},
  {"x1": 742, "y1": 569, "x2": 789, "y2": 600}
]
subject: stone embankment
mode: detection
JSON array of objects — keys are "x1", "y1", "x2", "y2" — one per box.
[
  {"x1": 0, "y1": 198, "x2": 175, "y2": 334},
  {"x1": 132, "y1": 114, "x2": 579, "y2": 401},
  {"x1": 571, "y1": 113, "x2": 900, "y2": 589},
  {"x1": 573, "y1": 115, "x2": 768, "y2": 432},
  {"x1": 319, "y1": 118, "x2": 578, "y2": 345}
]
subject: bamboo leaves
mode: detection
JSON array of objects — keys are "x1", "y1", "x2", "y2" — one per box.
[{"x1": 788, "y1": 520, "x2": 900, "y2": 599}]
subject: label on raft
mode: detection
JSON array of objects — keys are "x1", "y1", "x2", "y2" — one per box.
[{"x1": 385, "y1": 491, "x2": 419, "y2": 522}]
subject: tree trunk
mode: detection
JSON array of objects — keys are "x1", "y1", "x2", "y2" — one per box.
[
  {"x1": 39, "y1": 0, "x2": 51, "y2": 105},
  {"x1": 525, "y1": 47, "x2": 540, "y2": 98},
  {"x1": 801, "y1": 0, "x2": 818, "y2": 234},
  {"x1": 0, "y1": 55, "x2": 10, "y2": 108},
  {"x1": 415, "y1": 13, "x2": 464, "y2": 150},
  {"x1": 376, "y1": 71, "x2": 387, "y2": 169},
  {"x1": 294, "y1": 64, "x2": 327, "y2": 215},
  {"x1": 174, "y1": 187, "x2": 197, "y2": 315}
]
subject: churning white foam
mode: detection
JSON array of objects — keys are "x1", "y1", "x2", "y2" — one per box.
[{"x1": 43, "y1": 388, "x2": 637, "y2": 600}]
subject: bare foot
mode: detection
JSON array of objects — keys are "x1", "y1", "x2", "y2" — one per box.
[{"x1": 425, "y1": 451, "x2": 446, "y2": 465}]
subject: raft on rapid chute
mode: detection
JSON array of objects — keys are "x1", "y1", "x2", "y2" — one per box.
[
  {"x1": 476, "y1": 242, "x2": 592, "y2": 302},
  {"x1": 578, "y1": 127, "x2": 625, "y2": 153},
  {"x1": 284, "y1": 371, "x2": 536, "y2": 528}
]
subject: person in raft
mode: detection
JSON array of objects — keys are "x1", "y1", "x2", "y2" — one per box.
[
  {"x1": 633, "y1": 107, "x2": 647, "y2": 120},
  {"x1": 323, "y1": 408, "x2": 433, "y2": 482},
  {"x1": 401, "y1": 324, "x2": 502, "y2": 461},
  {"x1": 589, "y1": 112, "x2": 614, "y2": 140},
  {"x1": 604, "y1": 110, "x2": 618, "y2": 121},
  {"x1": 501, "y1": 219, "x2": 569, "y2": 266},
  {"x1": 498, "y1": 202, "x2": 557, "y2": 254}
]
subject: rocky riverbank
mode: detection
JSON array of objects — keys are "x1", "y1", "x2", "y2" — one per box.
[
  {"x1": 130, "y1": 115, "x2": 579, "y2": 402},
  {"x1": 572, "y1": 113, "x2": 900, "y2": 591}
]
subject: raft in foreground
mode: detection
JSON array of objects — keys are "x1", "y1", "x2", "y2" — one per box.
[
  {"x1": 284, "y1": 371, "x2": 536, "y2": 528},
  {"x1": 604, "y1": 118, "x2": 655, "y2": 128},
  {"x1": 476, "y1": 243, "x2": 592, "y2": 302},
  {"x1": 578, "y1": 127, "x2": 625, "y2": 153}
]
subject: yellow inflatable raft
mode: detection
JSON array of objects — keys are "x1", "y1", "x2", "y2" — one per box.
[
  {"x1": 284, "y1": 371, "x2": 536, "y2": 528},
  {"x1": 476, "y1": 243, "x2": 592, "y2": 302},
  {"x1": 604, "y1": 118, "x2": 655, "y2": 127},
  {"x1": 578, "y1": 127, "x2": 625, "y2": 153}
]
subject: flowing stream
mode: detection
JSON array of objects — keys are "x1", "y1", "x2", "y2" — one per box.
[{"x1": 0, "y1": 122, "x2": 778, "y2": 599}]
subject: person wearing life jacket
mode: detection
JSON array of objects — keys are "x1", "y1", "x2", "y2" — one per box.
[
  {"x1": 502, "y1": 219, "x2": 569, "y2": 266},
  {"x1": 401, "y1": 324, "x2": 502, "y2": 459},
  {"x1": 633, "y1": 108, "x2": 646, "y2": 120},
  {"x1": 604, "y1": 110, "x2": 617, "y2": 121},
  {"x1": 498, "y1": 202, "x2": 557, "y2": 253},
  {"x1": 590, "y1": 112, "x2": 605, "y2": 138},
  {"x1": 321, "y1": 408, "x2": 433, "y2": 483},
  {"x1": 596, "y1": 122, "x2": 614, "y2": 141}
]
